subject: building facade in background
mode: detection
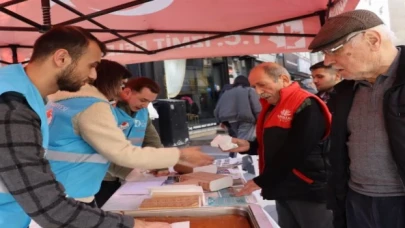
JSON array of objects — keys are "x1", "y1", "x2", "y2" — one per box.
[
  {"x1": 387, "y1": 0, "x2": 405, "y2": 44},
  {"x1": 126, "y1": 52, "x2": 318, "y2": 130},
  {"x1": 356, "y1": 0, "x2": 405, "y2": 44}
]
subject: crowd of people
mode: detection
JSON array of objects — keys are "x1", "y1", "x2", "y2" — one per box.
[{"x1": 0, "y1": 9, "x2": 403, "y2": 228}]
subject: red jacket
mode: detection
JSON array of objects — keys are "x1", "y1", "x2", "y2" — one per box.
[{"x1": 254, "y1": 82, "x2": 332, "y2": 201}]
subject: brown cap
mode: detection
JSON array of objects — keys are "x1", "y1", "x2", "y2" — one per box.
[{"x1": 308, "y1": 10, "x2": 384, "y2": 52}]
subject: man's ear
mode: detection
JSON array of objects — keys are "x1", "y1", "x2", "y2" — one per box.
[
  {"x1": 280, "y1": 74, "x2": 291, "y2": 87},
  {"x1": 365, "y1": 30, "x2": 382, "y2": 51},
  {"x1": 52, "y1": 49, "x2": 72, "y2": 68},
  {"x1": 121, "y1": 88, "x2": 132, "y2": 101}
]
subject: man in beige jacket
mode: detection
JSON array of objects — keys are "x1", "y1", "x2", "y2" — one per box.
[
  {"x1": 46, "y1": 61, "x2": 213, "y2": 209},
  {"x1": 96, "y1": 77, "x2": 170, "y2": 207}
]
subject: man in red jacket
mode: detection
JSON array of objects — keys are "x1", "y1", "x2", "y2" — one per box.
[{"x1": 228, "y1": 62, "x2": 333, "y2": 228}]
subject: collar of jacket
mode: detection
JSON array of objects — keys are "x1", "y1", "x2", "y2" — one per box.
[
  {"x1": 47, "y1": 84, "x2": 108, "y2": 102},
  {"x1": 391, "y1": 46, "x2": 405, "y2": 87},
  {"x1": 117, "y1": 101, "x2": 136, "y2": 117}
]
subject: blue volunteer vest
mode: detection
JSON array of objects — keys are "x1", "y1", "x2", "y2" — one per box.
[
  {"x1": 115, "y1": 107, "x2": 148, "y2": 146},
  {"x1": 46, "y1": 97, "x2": 116, "y2": 199},
  {"x1": 0, "y1": 64, "x2": 48, "y2": 228}
]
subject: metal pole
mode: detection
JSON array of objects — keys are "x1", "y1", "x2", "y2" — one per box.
[
  {"x1": 56, "y1": 0, "x2": 152, "y2": 26},
  {"x1": 319, "y1": 10, "x2": 327, "y2": 26},
  {"x1": 41, "y1": 0, "x2": 51, "y2": 31},
  {"x1": 10, "y1": 45, "x2": 18, "y2": 63},
  {"x1": 326, "y1": 0, "x2": 334, "y2": 19},
  {"x1": 0, "y1": 0, "x2": 26, "y2": 8},
  {"x1": 0, "y1": 7, "x2": 42, "y2": 29},
  {"x1": 52, "y1": 0, "x2": 150, "y2": 53}
]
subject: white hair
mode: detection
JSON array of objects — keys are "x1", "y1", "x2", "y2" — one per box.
[
  {"x1": 375, "y1": 24, "x2": 397, "y2": 43},
  {"x1": 351, "y1": 24, "x2": 397, "y2": 47}
]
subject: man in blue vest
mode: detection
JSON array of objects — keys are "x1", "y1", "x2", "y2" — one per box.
[
  {"x1": 95, "y1": 77, "x2": 169, "y2": 207},
  {"x1": 0, "y1": 26, "x2": 169, "y2": 228}
]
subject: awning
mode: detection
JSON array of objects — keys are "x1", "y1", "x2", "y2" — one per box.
[{"x1": 0, "y1": 0, "x2": 359, "y2": 64}]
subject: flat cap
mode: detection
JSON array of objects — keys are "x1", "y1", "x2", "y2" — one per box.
[{"x1": 309, "y1": 9, "x2": 384, "y2": 52}]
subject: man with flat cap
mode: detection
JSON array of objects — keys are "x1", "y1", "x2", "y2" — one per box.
[{"x1": 309, "y1": 9, "x2": 405, "y2": 228}]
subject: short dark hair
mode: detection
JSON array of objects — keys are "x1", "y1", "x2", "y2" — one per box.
[
  {"x1": 310, "y1": 61, "x2": 336, "y2": 72},
  {"x1": 93, "y1": 59, "x2": 131, "y2": 99},
  {"x1": 30, "y1": 25, "x2": 106, "y2": 62},
  {"x1": 124, "y1": 77, "x2": 160, "y2": 94},
  {"x1": 233, "y1": 75, "x2": 250, "y2": 87}
]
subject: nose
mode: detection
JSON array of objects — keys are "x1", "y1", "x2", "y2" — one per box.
[
  {"x1": 323, "y1": 54, "x2": 335, "y2": 67},
  {"x1": 254, "y1": 87, "x2": 262, "y2": 95},
  {"x1": 89, "y1": 68, "x2": 97, "y2": 80}
]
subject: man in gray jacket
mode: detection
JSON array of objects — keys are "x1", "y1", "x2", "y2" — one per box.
[{"x1": 214, "y1": 75, "x2": 261, "y2": 140}]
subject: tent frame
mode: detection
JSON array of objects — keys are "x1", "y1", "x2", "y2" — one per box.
[{"x1": 0, "y1": 0, "x2": 336, "y2": 64}]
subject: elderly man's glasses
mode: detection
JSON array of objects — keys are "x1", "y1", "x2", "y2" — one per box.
[{"x1": 322, "y1": 31, "x2": 365, "y2": 55}]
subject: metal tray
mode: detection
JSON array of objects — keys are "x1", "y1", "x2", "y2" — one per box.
[{"x1": 117, "y1": 204, "x2": 273, "y2": 228}]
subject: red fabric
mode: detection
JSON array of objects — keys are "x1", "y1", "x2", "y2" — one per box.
[
  {"x1": 0, "y1": 1, "x2": 359, "y2": 63},
  {"x1": 256, "y1": 82, "x2": 331, "y2": 174}
]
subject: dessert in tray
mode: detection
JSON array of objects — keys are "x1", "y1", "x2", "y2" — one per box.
[
  {"x1": 139, "y1": 195, "x2": 202, "y2": 210},
  {"x1": 139, "y1": 214, "x2": 252, "y2": 228},
  {"x1": 118, "y1": 201, "x2": 273, "y2": 228}
]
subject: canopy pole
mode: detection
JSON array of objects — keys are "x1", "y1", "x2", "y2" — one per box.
[
  {"x1": 319, "y1": 10, "x2": 327, "y2": 26},
  {"x1": 52, "y1": 0, "x2": 150, "y2": 53},
  {"x1": 0, "y1": 6, "x2": 42, "y2": 29},
  {"x1": 10, "y1": 45, "x2": 18, "y2": 63},
  {"x1": 326, "y1": 0, "x2": 335, "y2": 19},
  {"x1": 0, "y1": 0, "x2": 26, "y2": 8},
  {"x1": 56, "y1": 0, "x2": 153, "y2": 26},
  {"x1": 0, "y1": 60, "x2": 12, "y2": 65},
  {"x1": 41, "y1": 0, "x2": 51, "y2": 32}
]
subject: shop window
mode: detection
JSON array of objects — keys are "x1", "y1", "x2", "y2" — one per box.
[{"x1": 171, "y1": 58, "x2": 226, "y2": 126}]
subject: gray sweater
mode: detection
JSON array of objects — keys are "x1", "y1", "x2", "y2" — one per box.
[{"x1": 214, "y1": 86, "x2": 261, "y2": 123}]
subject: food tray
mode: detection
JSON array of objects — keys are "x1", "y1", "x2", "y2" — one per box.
[{"x1": 116, "y1": 204, "x2": 273, "y2": 228}]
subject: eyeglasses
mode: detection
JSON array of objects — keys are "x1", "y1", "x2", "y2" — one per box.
[{"x1": 322, "y1": 31, "x2": 365, "y2": 55}]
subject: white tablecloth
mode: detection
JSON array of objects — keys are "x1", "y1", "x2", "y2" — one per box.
[
  {"x1": 102, "y1": 167, "x2": 280, "y2": 228},
  {"x1": 30, "y1": 165, "x2": 279, "y2": 228}
]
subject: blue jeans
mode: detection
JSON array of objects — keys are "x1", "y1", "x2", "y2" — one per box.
[{"x1": 346, "y1": 188, "x2": 405, "y2": 228}]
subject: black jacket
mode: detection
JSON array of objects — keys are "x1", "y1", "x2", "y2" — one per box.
[
  {"x1": 248, "y1": 98, "x2": 330, "y2": 203},
  {"x1": 327, "y1": 46, "x2": 405, "y2": 228}
]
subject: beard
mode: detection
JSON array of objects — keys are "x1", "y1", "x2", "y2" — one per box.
[{"x1": 56, "y1": 62, "x2": 87, "y2": 92}]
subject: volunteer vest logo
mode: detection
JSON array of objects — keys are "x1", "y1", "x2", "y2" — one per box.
[
  {"x1": 47, "y1": 109, "x2": 53, "y2": 125},
  {"x1": 120, "y1": 121, "x2": 130, "y2": 130},
  {"x1": 134, "y1": 119, "x2": 147, "y2": 128},
  {"x1": 278, "y1": 109, "x2": 292, "y2": 122}
]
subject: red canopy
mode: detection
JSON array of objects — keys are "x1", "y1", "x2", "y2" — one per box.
[{"x1": 0, "y1": 0, "x2": 359, "y2": 64}]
